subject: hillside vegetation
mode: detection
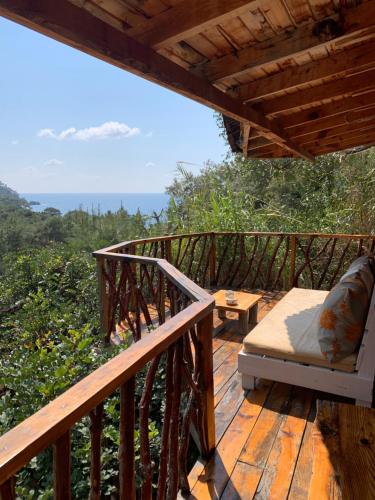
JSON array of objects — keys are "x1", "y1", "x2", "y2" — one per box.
[{"x1": 1, "y1": 145, "x2": 374, "y2": 496}]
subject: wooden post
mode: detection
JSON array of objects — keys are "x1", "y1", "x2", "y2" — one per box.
[
  {"x1": 119, "y1": 378, "x2": 136, "y2": 500},
  {"x1": 53, "y1": 431, "x2": 71, "y2": 500},
  {"x1": 0, "y1": 478, "x2": 15, "y2": 500},
  {"x1": 89, "y1": 404, "x2": 103, "y2": 500},
  {"x1": 165, "y1": 239, "x2": 172, "y2": 263},
  {"x1": 196, "y1": 311, "x2": 215, "y2": 457},
  {"x1": 158, "y1": 270, "x2": 166, "y2": 325},
  {"x1": 127, "y1": 244, "x2": 137, "y2": 314},
  {"x1": 209, "y1": 233, "x2": 217, "y2": 288},
  {"x1": 96, "y1": 256, "x2": 110, "y2": 341},
  {"x1": 289, "y1": 235, "x2": 297, "y2": 290}
]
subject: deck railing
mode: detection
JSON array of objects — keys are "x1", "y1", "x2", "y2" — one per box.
[
  {"x1": 99, "y1": 231, "x2": 375, "y2": 293},
  {"x1": 1, "y1": 231, "x2": 374, "y2": 498},
  {"x1": 0, "y1": 253, "x2": 215, "y2": 499}
]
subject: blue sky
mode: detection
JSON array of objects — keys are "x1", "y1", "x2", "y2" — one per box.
[{"x1": 0, "y1": 17, "x2": 227, "y2": 193}]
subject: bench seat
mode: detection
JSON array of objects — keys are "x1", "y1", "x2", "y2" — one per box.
[{"x1": 243, "y1": 287, "x2": 357, "y2": 373}]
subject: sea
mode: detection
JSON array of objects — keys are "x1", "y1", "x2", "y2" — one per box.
[{"x1": 21, "y1": 193, "x2": 170, "y2": 216}]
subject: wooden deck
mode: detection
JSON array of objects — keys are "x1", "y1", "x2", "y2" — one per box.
[{"x1": 185, "y1": 291, "x2": 360, "y2": 500}]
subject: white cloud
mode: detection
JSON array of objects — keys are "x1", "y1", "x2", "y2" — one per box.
[
  {"x1": 38, "y1": 128, "x2": 56, "y2": 138},
  {"x1": 44, "y1": 158, "x2": 63, "y2": 166},
  {"x1": 146, "y1": 162, "x2": 156, "y2": 168},
  {"x1": 145, "y1": 131, "x2": 153, "y2": 138},
  {"x1": 11, "y1": 139, "x2": 19, "y2": 145},
  {"x1": 37, "y1": 121, "x2": 140, "y2": 141}
]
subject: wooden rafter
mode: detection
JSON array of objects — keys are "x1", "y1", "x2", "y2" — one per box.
[
  {"x1": 237, "y1": 41, "x2": 375, "y2": 102},
  {"x1": 196, "y1": 1, "x2": 375, "y2": 82},
  {"x1": 250, "y1": 126, "x2": 375, "y2": 158},
  {"x1": 250, "y1": 118, "x2": 375, "y2": 154},
  {"x1": 0, "y1": 0, "x2": 313, "y2": 161},
  {"x1": 241, "y1": 123, "x2": 251, "y2": 157},
  {"x1": 280, "y1": 91, "x2": 375, "y2": 130},
  {"x1": 284, "y1": 104, "x2": 375, "y2": 140},
  {"x1": 259, "y1": 68, "x2": 375, "y2": 116},
  {"x1": 252, "y1": 132, "x2": 375, "y2": 157},
  {"x1": 126, "y1": 0, "x2": 258, "y2": 50}
]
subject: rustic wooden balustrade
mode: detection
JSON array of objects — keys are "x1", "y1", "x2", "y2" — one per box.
[
  {"x1": 98, "y1": 231, "x2": 375, "y2": 304},
  {"x1": 0, "y1": 253, "x2": 215, "y2": 499},
  {"x1": 1, "y1": 231, "x2": 374, "y2": 498}
]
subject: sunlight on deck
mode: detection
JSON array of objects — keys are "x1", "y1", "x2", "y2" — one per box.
[{"x1": 184, "y1": 292, "x2": 361, "y2": 500}]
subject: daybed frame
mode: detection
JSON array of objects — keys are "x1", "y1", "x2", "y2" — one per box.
[{"x1": 238, "y1": 287, "x2": 375, "y2": 407}]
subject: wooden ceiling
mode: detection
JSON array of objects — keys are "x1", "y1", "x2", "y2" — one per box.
[{"x1": 2, "y1": 0, "x2": 375, "y2": 159}]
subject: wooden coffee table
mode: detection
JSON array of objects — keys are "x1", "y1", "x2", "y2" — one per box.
[{"x1": 213, "y1": 290, "x2": 262, "y2": 335}]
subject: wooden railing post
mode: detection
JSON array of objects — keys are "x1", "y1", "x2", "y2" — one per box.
[
  {"x1": 209, "y1": 233, "x2": 217, "y2": 287},
  {"x1": 289, "y1": 235, "x2": 297, "y2": 290},
  {"x1": 119, "y1": 378, "x2": 136, "y2": 500},
  {"x1": 0, "y1": 478, "x2": 15, "y2": 500},
  {"x1": 96, "y1": 256, "x2": 110, "y2": 341},
  {"x1": 165, "y1": 239, "x2": 172, "y2": 263},
  {"x1": 196, "y1": 310, "x2": 215, "y2": 457},
  {"x1": 90, "y1": 403, "x2": 103, "y2": 500},
  {"x1": 127, "y1": 244, "x2": 137, "y2": 313},
  {"x1": 53, "y1": 431, "x2": 71, "y2": 500}
]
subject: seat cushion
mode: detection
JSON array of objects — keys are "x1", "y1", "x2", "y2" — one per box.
[
  {"x1": 318, "y1": 256, "x2": 374, "y2": 362},
  {"x1": 243, "y1": 288, "x2": 357, "y2": 373}
]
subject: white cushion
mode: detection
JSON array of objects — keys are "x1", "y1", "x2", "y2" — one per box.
[{"x1": 243, "y1": 288, "x2": 357, "y2": 373}]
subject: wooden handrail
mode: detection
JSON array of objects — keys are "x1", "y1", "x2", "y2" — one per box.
[
  {"x1": 92, "y1": 252, "x2": 212, "y2": 303},
  {"x1": 0, "y1": 300, "x2": 212, "y2": 485},
  {"x1": 96, "y1": 231, "x2": 375, "y2": 295},
  {"x1": 2, "y1": 230, "x2": 374, "y2": 496},
  {"x1": 97, "y1": 231, "x2": 375, "y2": 255},
  {"x1": 0, "y1": 251, "x2": 216, "y2": 497}
]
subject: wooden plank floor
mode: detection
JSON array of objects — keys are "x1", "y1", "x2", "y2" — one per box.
[{"x1": 184, "y1": 290, "x2": 355, "y2": 500}]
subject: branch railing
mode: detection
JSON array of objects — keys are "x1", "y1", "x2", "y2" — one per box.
[
  {"x1": 99, "y1": 231, "x2": 375, "y2": 299},
  {"x1": 1, "y1": 231, "x2": 374, "y2": 498},
  {"x1": 0, "y1": 253, "x2": 215, "y2": 499}
]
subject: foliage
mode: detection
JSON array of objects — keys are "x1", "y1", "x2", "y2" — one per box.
[
  {"x1": 166, "y1": 148, "x2": 375, "y2": 235},
  {"x1": 1, "y1": 143, "x2": 375, "y2": 495},
  {"x1": 0, "y1": 248, "x2": 165, "y2": 497}
]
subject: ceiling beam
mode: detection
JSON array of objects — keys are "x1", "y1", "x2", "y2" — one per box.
[
  {"x1": 126, "y1": 0, "x2": 258, "y2": 50},
  {"x1": 284, "y1": 103, "x2": 375, "y2": 139},
  {"x1": 0, "y1": 0, "x2": 313, "y2": 161},
  {"x1": 301, "y1": 118, "x2": 375, "y2": 147},
  {"x1": 250, "y1": 104, "x2": 375, "y2": 145},
  {"x1": 314, "y1": 134, "x2": 375, "y2": 156},
  {"x1": 196, "y1": 0, "x2": 375, "y2": 82},
  {"x1": 279, "y1": 91, "x2": 375, "y2": 130},
  {"x1": 259, "y1": 69, "x2": 375, "y2": 116},
  {"x1": 249, "y1": 123, "x2": 375, "y2": 157},
  {"x1": 250, "y1": 118, "x2": 375, "y2": 154},
  {"x1": 237, "y1": 41, "x2": 375, "y2": 103},
  {"x1": 301, "y1": 125, "x2": 375, "y2": 150}
]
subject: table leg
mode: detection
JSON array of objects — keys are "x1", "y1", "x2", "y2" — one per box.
[
  {"x1": 249, "y1": 303, "x2": 258, "y2": 328},
  {"x1": 218, "y1": 309, "x2": 226, "y2": 320},
  {"x1": 238, "y1": 311, "x2": 249, "y2": 335}
]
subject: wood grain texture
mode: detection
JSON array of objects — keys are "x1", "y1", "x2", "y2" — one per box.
[
  {"x1": 213, "y1": 290, "x2": 262, "y2": 314},
  {"x1": 220, "y1": 461, "x2": 263, "y2": 500},
  {"x1": 313, "y1": 400, "x2": 375, "y2": 500},
  {"x1": 239, "y1": 383, "x2": 293, "y2": 468},
  {"x1": 190, "y1": 379, "x2": 273, "y2": 499},
  {"x1": 127, "y1": 0, "x2": 258, "y2": 50},
  {"x1": 253, "y1": 387, "x2": 314, "y2": 499},
  {"x1": 197, "y1": 1, "x2": 375, "y2": 82},
  {"x1": 53, "y1": 431, "x2": 71, "y2": 500}
]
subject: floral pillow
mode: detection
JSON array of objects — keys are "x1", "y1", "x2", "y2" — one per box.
[{"x1": 318, "y1": 256, "x2": 374, "y2": 362}]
